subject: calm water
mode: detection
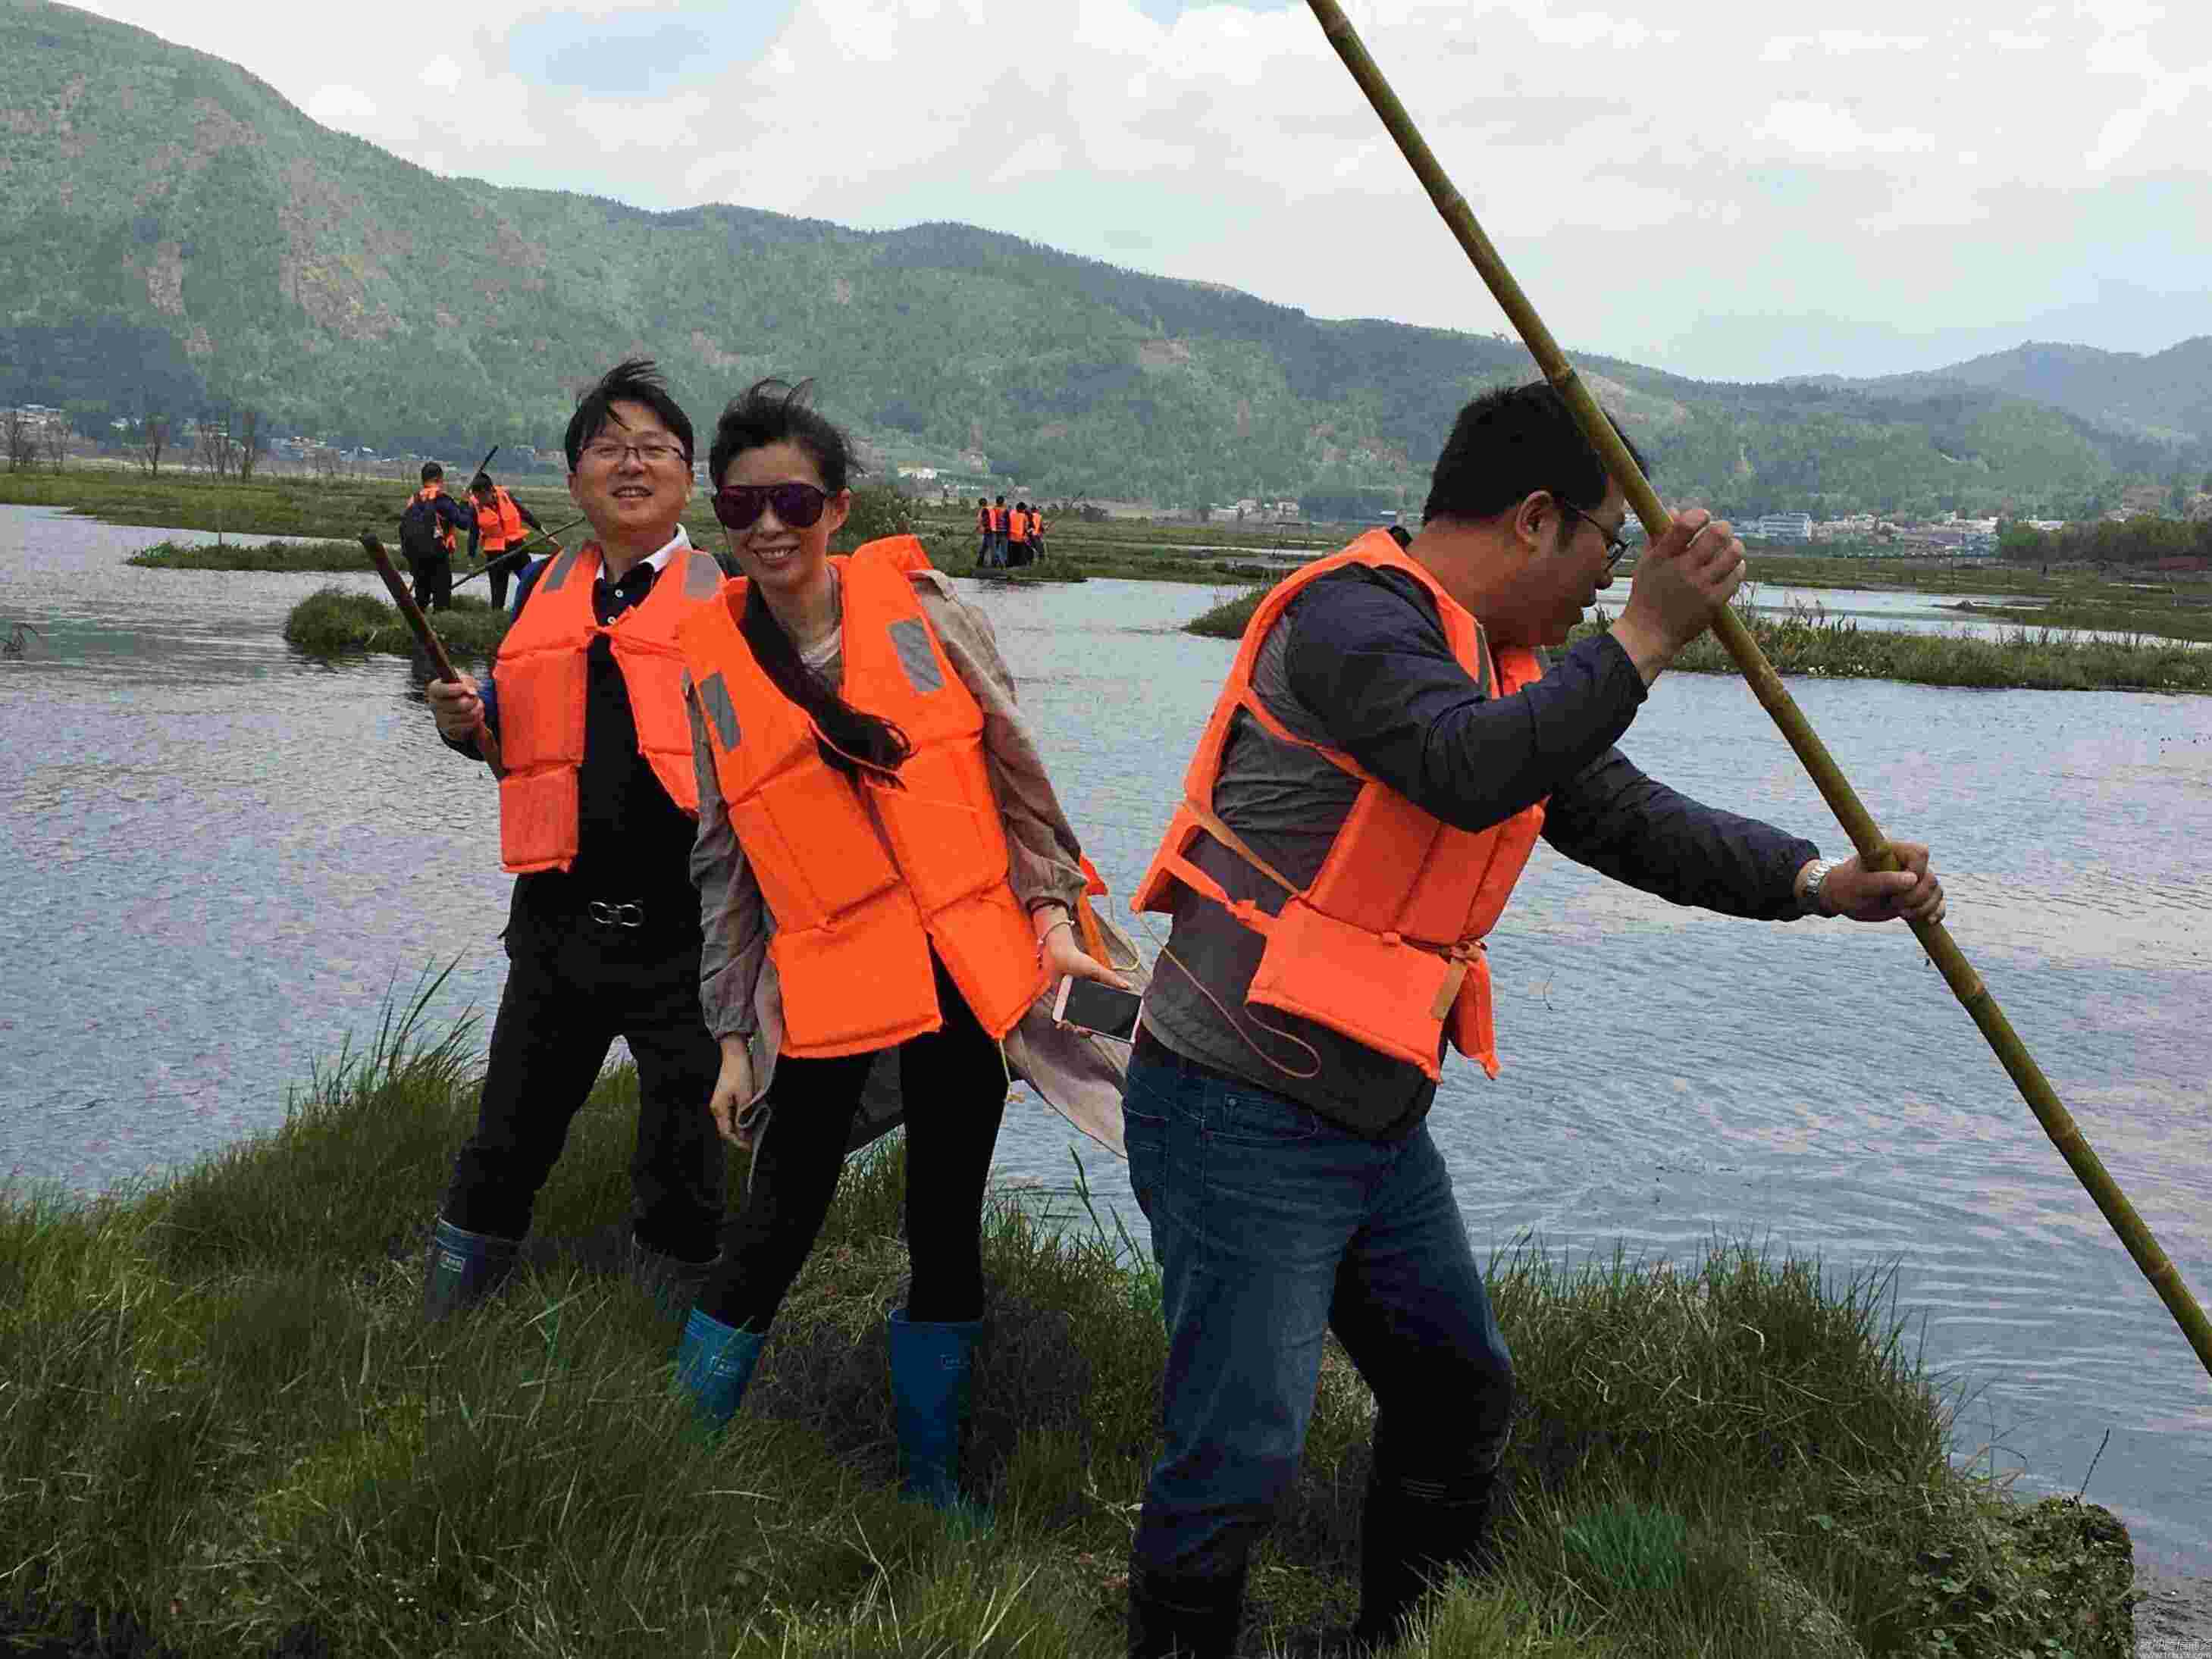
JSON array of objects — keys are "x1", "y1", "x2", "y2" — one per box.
[{"x1": 5, "y1": 506, "x2": 2208, "y2": 1570}]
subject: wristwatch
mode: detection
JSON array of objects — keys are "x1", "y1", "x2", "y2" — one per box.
[{"x1": 1799, "y1": 858, "x2": 1838, "y2": 917}]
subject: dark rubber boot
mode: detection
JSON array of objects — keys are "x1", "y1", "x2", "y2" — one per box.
[
  {"x1": 1126, "y1": 1564, "x2": 1249, "y2": 1659},
  {"x1": 886, "y1": 1307, "x2": 982, "y2": 1510},
  {"x1": 1351, "y1": 1460, "x2": 1499, "y2": 1650},
  {"x1": 421, "y1": 1215, "x2": 520, "y2": 1320},
  {"x1": 673, "y1": 1306, "x2": 767, "y2": 1430}
]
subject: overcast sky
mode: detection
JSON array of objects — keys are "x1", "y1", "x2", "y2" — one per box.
[{"x1": 75, "y1": 0, "x2": 2212, "y2": 382}]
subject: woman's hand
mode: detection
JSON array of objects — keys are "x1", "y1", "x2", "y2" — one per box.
[
  {"x1": 707, "y1": 1035, "x2": 762, "y2": 1148},
  {"x1": 1036, "y1": 906, "x2": 1130, "y2": 991}
]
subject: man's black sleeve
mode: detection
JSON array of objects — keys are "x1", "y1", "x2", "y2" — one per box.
[
  {"x1": 1281, "y1": 568, "x2": 1649, "y2": 833},
  {"x1": 515, "y1": 500, "x2": 544, "y2": 533},
  {"x1": 1540, "y1": 747, "x2": 1816, "y2": 919}
]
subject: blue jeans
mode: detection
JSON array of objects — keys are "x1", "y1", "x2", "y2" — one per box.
[{"x1": 1124, "y1": 1044, "x2": 1515, "y2": 1582}]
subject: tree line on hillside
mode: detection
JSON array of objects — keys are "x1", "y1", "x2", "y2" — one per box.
[{"x1": 2000, "y1": 514, "x2": 2212, "y2": 567}]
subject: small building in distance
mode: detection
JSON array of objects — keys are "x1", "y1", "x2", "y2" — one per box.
[{"x1": 1747, "y1": 511, "x2": 1813, "y2": 543}]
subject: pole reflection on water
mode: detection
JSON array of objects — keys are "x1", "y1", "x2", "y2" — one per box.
[{"x1": 2, "y1": 505, "x2": 2207, "y2": 1570}]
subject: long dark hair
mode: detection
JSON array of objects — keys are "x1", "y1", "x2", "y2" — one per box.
[{"x1": 717, "y1": 378, "x2": 912, "y2": 786}]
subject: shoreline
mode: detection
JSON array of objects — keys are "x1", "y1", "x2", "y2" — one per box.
[{"x1": 0, "y1": 999, "x2": 2162, "y2": 1657}]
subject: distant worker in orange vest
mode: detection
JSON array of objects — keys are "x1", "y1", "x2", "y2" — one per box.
[
  {"x1": 419, "y1": 358, "x2": 728, "y2": 1320},
  {"x1": 988, "y1": 493, "x2": 1010, "y2": 568},
  {"x1": 974, "y1": 496, "x2": 993, "y2": 568},
  {"x1": 1120, "y1": 382, "x2": 1947, "y2": 1658},
  {"x1": 467, "y1": 471, "x2": 547, "y2": 612},
  {"x1": 1028, "y1": 501, "x2": 1048, "y2": 562},
  {"x1": 1007, "y1": 502, "x2": 1032, "y2": 568},
  {"x1": 397, "y1": 462, "x2": 475, "y2": 612},
  {"x1": 669, "y1": 377, "x2": 1141, "y2": 1512}
]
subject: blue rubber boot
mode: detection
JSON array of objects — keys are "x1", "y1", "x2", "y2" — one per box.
[
  {"x1": 422, "y1": 1215, "x2": 520, "y2": 1320},
  {"x1": 674, "y1": 1307, "x2": 767, "y2": 1431},
  {"x1": 887, "y1": 1308, "x2": 984, "y2": 1512}
]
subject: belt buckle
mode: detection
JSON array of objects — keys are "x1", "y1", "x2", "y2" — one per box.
[{"x1": 587, "y1": 899, "x2": 645, "y2": 929}]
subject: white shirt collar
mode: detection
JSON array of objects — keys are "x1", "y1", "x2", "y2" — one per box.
[{"x1": 641, "y1": 524, "x2": 689, "y2": 574}]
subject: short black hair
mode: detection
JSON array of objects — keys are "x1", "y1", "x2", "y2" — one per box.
[
  {"x1": 564, "y1": 357, "x2": 694, "y2": 472},
  {"x1": 1422, "y1": 381, "x2": 1646, "y2": 524},
  {"x1": 707, "y1": 378, "x2": 855, "y2": 491},
  {"x1": 468, "y1": 472, "x2": 493, "y2": 493},
  {"x1": 420, "y1": 462, "x2": 442, "y2": 484}
]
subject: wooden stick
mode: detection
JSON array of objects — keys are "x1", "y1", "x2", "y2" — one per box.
[
  {"x1": 453, "y1": 515, "x2": 586, "y2": 590},
  {"x1": 1302, "y1": 0, "x2": 2212, "y2": 1382},
  {"x1": 359, "y1": 532, "x2": 504, "y2": 775}
]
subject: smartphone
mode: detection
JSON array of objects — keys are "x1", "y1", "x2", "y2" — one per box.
[{"x1": 1052, "y1": 974, "x2": 1142, "y2": 1041}]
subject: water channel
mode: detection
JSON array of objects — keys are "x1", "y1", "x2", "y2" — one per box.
[{"x1": 4, "y1": 504, "x2": 2208, "y2": 1570}]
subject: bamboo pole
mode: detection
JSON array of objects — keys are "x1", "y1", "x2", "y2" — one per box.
[
  {"x1": 1302, "y1": 0, "x2": 2212, "y2": 1383},
  {"x1": 360, "y1": 531, "x2": 504, "y2": 775}
]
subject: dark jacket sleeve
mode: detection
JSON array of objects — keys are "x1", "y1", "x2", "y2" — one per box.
[
  {"x1": 1540, "y1": 747, "x2": 1817, "y2": 919},
  {"x1": 1281, "y1": 568, "x2": 1648, "y2": 834},
  {"x1": 514, "y1": 499, "x2": 544, "y2": 533}
]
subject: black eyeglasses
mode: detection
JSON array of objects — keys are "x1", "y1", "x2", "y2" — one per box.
[
  {"x1": 1557, "y1": 501, "x2": 1633, "y2": 571},
  {"x1": 711, "y1": 482, "x2": 830, "y2": 530}
]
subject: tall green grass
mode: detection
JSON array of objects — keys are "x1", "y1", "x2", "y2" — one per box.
[
  {"x1": 283, "y1": 586, "x2": 510, "y2": 660},
  {"x1": 1, "y1": 988, "x2": 2137, "y2": 1657}
]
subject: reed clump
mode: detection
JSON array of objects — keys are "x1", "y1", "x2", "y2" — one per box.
[
  {"x1": 0, "y1": 984, "x2": 2137, "y2": 1657},
  {"x1": 128, "y1": 539, "x2": 375, "y2": 573},
  {"x1": 1184, "y1": 584, "x2": 1267, "y2": 638},
  {"x1": 283, "y1": 585, "x2": 509, "y2": 659}
]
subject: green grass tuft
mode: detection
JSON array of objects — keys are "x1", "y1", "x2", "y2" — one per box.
[{"x1": 282, "y1": 584, "x2": 511, "y2": 660}]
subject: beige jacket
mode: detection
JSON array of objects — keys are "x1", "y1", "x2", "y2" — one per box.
[{"x1": 688, "y1": 566, "x2": 1141, "y2": 1157}]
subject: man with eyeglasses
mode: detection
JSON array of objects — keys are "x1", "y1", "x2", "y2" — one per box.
[
  {"x1": 418, "y1": 357, "x2": 731, "y2": 1320},
  {"x1": 1121, "y1": 381, "x2": 1946, "y2": 1657}
]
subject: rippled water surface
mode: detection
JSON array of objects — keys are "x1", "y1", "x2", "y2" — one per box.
[{"x1": 5, "y1": 506, "x2": 2209, "y2": 1568}]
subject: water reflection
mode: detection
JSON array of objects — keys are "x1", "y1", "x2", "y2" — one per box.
[{"x1": 3, "y1": 506, "x2": 2208, "y2": 1570}]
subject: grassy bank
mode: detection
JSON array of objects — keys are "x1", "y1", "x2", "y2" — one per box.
[
  {"x1": 2, "y1": 469, "x2": 578, "y2": 543},
  {"x1": 0, "y1": 992, "x2": 2138, "y2": 1657},
  {"x1": 1188, "y1": 584, "x2": 2212, "y2": 691},
  {"x1": 1579, "y1": 599, "x2": 2212, "y2": 693},
  {"x1": 1941, "y1": 597, "x2": 2212, "y2": 646},
  {"x1": 128, "y1": 538, "x2": 371, "y2": 573},
  {"x1": 284, "y1": 587, "x2": 510, "y2": 660}
]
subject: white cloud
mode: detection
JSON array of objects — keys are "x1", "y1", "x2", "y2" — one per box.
[
  {"x1": 61, "y1": 0, "x2": 2212, "y2": 377},
  {"x1": 1759, "y1": 100, "x2": 1937, "y2": 157}
]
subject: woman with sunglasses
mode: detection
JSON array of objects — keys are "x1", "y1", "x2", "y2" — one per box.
[{"x1": 670, "y1": 379, "x2": 1139, "y2": 1513}]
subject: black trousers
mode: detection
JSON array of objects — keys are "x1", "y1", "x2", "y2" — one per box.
[
  {"x1": 700, "y1": 955, "x2": 1008, "y2": 1332},
  {"x1": 442, "y1": 909, "x2": 726, "y2": 1262},
  {"x1": 484, "y1": 548, "x2": 515, "y2": 612},
  {"x1": 406, "y1": 552, "x2": 454, "y2": 612}
]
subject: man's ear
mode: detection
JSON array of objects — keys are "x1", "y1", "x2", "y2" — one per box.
[{"x1": 1511, "y1": 490, "x2": 1555, "y2": 552}]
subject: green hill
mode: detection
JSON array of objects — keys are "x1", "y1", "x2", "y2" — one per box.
[{"x1": 2, "y1": 0, "x2": 2203, "y2": 516}]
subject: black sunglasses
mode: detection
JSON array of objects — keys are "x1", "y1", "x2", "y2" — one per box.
[{"x1": 712, "y1": 482, "x2": 830, "y2": 530}]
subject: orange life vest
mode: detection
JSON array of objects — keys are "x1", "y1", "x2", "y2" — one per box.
[
  {"x1": 990, "y1": 505, "x2": 1009, "y2": 532},
  {"x1": 976, "y1": 506, "x2": 992, "y2": 531},
  {"x1": 678, "y1": 535, "x2": 1047, "y2": 1057},
  {"x1": 1133, "y1": 529, "x2": 1547, "y2": 1081},
  {"x1": 477, "y1": 484, "x2": 527, "y2": 552},
  {"x1": 409, "y1": 483, "x2": 456, "y2": 552},
  {"x1": 1008, "y1": 510, "x2": 1031, "y2": 542},
  {"x1": 493, "y1": 539, "x2": 724, "y2": 874}
]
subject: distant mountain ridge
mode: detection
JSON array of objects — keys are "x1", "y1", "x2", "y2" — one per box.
[
  {"x1": 1881, "y1": 339, "x2": 2212, "y2": 447},
  {"x1": 2, "y1": 0, "x2": 2204, "y2": 515}
]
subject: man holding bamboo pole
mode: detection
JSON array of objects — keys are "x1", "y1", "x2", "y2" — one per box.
[{"x1": 1120, "y1": 383, "x2": 1945, "y2": 1657}]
